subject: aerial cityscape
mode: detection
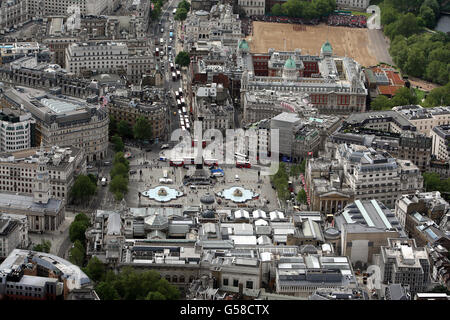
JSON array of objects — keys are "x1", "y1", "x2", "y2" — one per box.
[{"x1": 0, "y1": 0, "x2": 450, "y2": 304}]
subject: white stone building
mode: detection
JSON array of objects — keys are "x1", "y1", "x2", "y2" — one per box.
[
  {"x1": 0, "y1": 111, "x2": 34, "y2": 152},
  {"x1": 238, "y1": 0, "x2": 265, "y2": 16},
  {"x1": 431, "y1": 125, "x2": 450, "y2": 161},
  {"x1": 336, "y1": 0, "x2": 370, "y2": 10}
]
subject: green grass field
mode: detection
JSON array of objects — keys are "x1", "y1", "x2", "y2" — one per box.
[{"x1": 351, "y1": 11, "x2": 372, "y2": 17}]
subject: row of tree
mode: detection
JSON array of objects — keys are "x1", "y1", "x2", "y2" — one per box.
[
  {"x1": 150, "y1": 0, "x2": 166, "y2": 21},
  {"x1": 379, "y1": 0, "x2": 450, "y2": 87},
  {"x1": 69, "y1": 174, "x2": 98, "y2": 204},
  {"x1": 270, "y1": 0, "x2": 336, "y2": 19},
  {"x1": 94, "y1": 267, "x2": 181, "y2": 300},
  {"x1": 370, "y1": 87, "x2": 419, "y2": 110},
  {"x1": 68, "y1": 213, "x2": 91, "y2": 267},
  {"x1": 422, "y1": 172, "x2": 450, "y2": 201},
  {"x1": 109, "y1": 152, "x2": 130, "y2": 201},
  {"x1": 271, "y1": 163, "x2": 291, "y2": 201},
  {"x1": 109, "y1": 116, "x2": 153, "y2": 142}
]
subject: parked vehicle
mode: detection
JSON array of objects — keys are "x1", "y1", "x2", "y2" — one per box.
[{"x1": 101, "y1": 177, "x2": 107, "y2": 186}]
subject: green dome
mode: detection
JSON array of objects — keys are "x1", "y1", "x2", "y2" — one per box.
[
  {"x1": 284, "y1": 57, "x2": 296, "y2": 69},
  {"x1": 239, "y1": 40, "x2": 249, "y2": 51},
  {"x1": 321, "y1": 41, "x2": 333, "y2": 53}
]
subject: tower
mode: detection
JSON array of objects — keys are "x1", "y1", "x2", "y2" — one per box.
[
  {"x1": 33, "y1": 143, "x2": 51, "y2": 204},
  {"x1": 282, "y1": 57, "x2": 297, "y2": 81}
]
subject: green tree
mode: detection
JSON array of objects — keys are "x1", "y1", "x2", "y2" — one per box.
[
  {"x1": 110, "y1": 162, "x2": 129, "y2": 180},
  {"x1": 109, "y1": 115, "x2": 117, "y2": 137},
  {"x1": 111, "y1": 134, "x2": 124, "y2": 152},
  {"x1": 133, "y1": 117, "x2": 152, "y2": 140},
  {"x1": 156, "y1": 278, "x2": 180, "y2": 300},
  {"x1": 391, "y1": 87, "x2": 418, "y2": 106},
  {"x1": 174, "y1": 7, "x2": 188, "y2": 21},
  {"x1": 69, "y1": 240, "x2": 85, "y2": 266},
  {"x1": 109, "y1": 175, "x2": 128, "y2": 200},
  {"x1": 428, "y1": 285, "x2": 450, "y2": 295},
  {"x1": 70, "y1": 175, "x2": 97, "y2": 204},
  {"x1": 87, "y1": 174, "x2": 98, "y2": 185},
  {"x1": 113, "y1": 152, "x2": 130, "y2": 171},
  {"x1": 33, "y1": 240, "x2": 51, "y2": 253},
  {"x1": 74, "y1": 213, "x2": 90, "y2": 227},
  {"x1": 146, "y1": 291, "x2": 167, "y2": 300},
  {"x1": 69, "y1": 221, "x2": 88, "y2": 243},
  {"x1": 404, "y1": 47, "x2": 426, "y2": 77},
  {"x1": 271, "y1": 3, "x2": 283, "y2": 15},
  {"x1": 297, "y1": 189, "x2": 307, "y2": 204},
  {"x1": 299, "y1": 159, "x2": 307, "y2": 174},
  {"x1": 371, "y1": 95, "x2": 392, "y2": 110},
  {"x1": 424, "y1": 82, "x2": 450, "y2": 107},
  {"x1": 84, "y1": 256, "x2": 106, "y2": 283},
  {"x1": 175, "y1": 51, "x2": 190, "y2": 67},
  {"x1": 419, "y1": 5, "x2": 436, "y2": 28},
  {"x1": 117, "y1": 120, "x2": 132, "y2": 139},
  {"x1": 96, "y1": 281, "x2": 120, "y2": 300},
  {"x1": 178, "y1": 0, "x2": 190, "y2": 12},
  {"x1": 425, "y1": 60, "x2": 443, "y2": 83}
]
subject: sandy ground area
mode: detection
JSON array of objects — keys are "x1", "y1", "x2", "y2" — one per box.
[{"x1": 247, "y1": 22, "x2": 392, "y2": 67}]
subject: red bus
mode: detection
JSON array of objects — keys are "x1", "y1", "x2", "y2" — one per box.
[
  {"x1": 236, "y1": 161, "x2": 251, "y2": 168},
  {"x1": 169, "y1": 159, "x2": 184, "y2": 167},
  {"x1": 204, "y1": 158, "x2": 218, "y2": 167}
]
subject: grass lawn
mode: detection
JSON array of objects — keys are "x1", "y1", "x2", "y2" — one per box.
[
  {"x1": 414, "y1": 88, "x2": 426, "y2": 102},
  {"x1": 351, "y1": 11, "x2": 372, "y2": 17}
]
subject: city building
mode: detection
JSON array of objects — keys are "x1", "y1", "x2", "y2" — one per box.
[
  {"x1": 0, "y1": 214, "x2": 28, "y2": 259},
  {"x1": 0, "y1": 0, "x2": 29, "y2": 33},
  {"x1": 393, "y1": 105, "x2": 450, "y2": 137},
  {"x1": 28, "y1": 0, "x2": 111, "y2": 17},
  {"x1": 1, "y1": 86, "x2": 108, "y2": 162},
  {"x1": 336, "y1": 0, "x2": 370, "y2": 10},
  {"x1": 0, "y1": 109, "x2": 34, "y2": 152},
  {"x1": 431, "y1": 125, "x2": 450, "y2": 161},
  {"x1": 238, "y1": 44, "x2": 368, "y2": 116},
  {"x1": 0, "y1": 145, "x2": 85, "y2": 200},
  {"x1": 334, "y1": 199, "x2": 407, "y2": 264},
  {"x1": 395, "y1": 191, "x2": 449, "y2": 229},
  {"x1": 193, "y1": 83, "x2": 234, "y2": 133},
  {"x1": 65, "y1": 42, "x2": 128, "y2": 75},
  {"x1": 379, "y1": 238, "x2": 430, "y2": 296},
  {"x1": 365, "y1": 64, "x2": 405, "y2": 98},
  {"x1": 238, "y1": 0, "x2": 265, "y2": 16},
  {"x1": 0, "y1": 249, "x2": 92, "y2": 300},
  {"x1": 275, "y1": 254, "x2": 357, "y2": 297}
]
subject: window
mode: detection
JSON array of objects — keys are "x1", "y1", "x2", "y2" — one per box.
[
  {"x1": 233, "y1": 279, "x2": 239, "y2": 287},
  {"x1": 223, "y1": 278, "x2": 229, "y2": 286},
  {"x1": 246, "y1": 281, "x2": 253, "y2": 289}
]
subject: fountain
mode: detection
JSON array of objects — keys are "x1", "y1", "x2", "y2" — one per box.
[
  {"x1": 141, "y1": 185, "x2": 183, "y2": 202},
  {"x1": 220, "y1": 186, "x2": 256, "y2": 203}
]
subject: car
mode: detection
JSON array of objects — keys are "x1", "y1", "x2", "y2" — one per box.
[
  {"x1": 130, "y1": 170, "x2": 137, "y2": 175},
  {"x1": 101, "y1": 177, "x2": 107, "y2": 186},
  {"x1": 145, "y1": 148, "x2": 152, "y2": 152},
  {"x1": 161, "y1": 28, "x2": 164, "y2": 33},
  {"x1": 86, "y1": 165, "x2": 94, "y2": 169},
  {"x1": 103, "y1": 161, "x2": 111, "y2": 166},
  {"x1": 160, "y1": 144, "x2": 169, "y2": 150},
  {"x1": 143, "y1": 161, "x2": 149, "y2": 165},
  {"x1": 235, "y1": 175, "x2": 240, "y2": 181}
]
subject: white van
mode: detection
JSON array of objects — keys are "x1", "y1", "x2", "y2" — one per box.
[
  {"x1": 163, "y1": 170, "x2": 168, "y2": 178},
  {"x1": 101, "y1": 177, "x2": 107, "y2": 186}
]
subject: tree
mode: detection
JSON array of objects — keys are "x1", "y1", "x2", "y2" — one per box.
[
  {"x1": 117, "y1": 120, "x2": 132, "y2": 139},
  {"x1": 428, "y1": 285, "x2": 450, "y2": 295},
  {"x1": 84, "y1": 256, "x2": 106, "y2": 283},
  {"x1": 96, "y1": 281, "x2": 120, "y2": 300},
  {"x1": 146, "y1": 291, "x2": 167, "y2": 300},
  {"x1": 113, "y1": 152, "x2": 130, "y2": 171},
  {"x1": 133, "y1": 117, "x2": 152, "y2": 140},
  {"x1": 297, "y1": 189, "x2": 307, "y2": 204},
  {"x1": 111, "y1": 134, "x2": 124, "y2": 152},
  {"x1": 156, "y1": 278, "x2": 180, "y2": 300},
  {"x1": 299, "y1": 159, "x2": 306, "y2": 174},
  {"x1": 110, "y1": 162, "x2": 129, "y2": 180},
  {"x1": 33, "y1": 240, "x2": 51, "y2": 253},
  {"x1": 271, "y1": 4, "x2": 283, "y2": 16},
  {"x1": 109, "y1": 115, "x2": 117, "y2": 137},
  {"x1": 419, "y1": 5, "x2": 436, "y2": 28},
  {"x1": 174, "y1": 7, "x2": 187, "y2": 21},
  {"x1": 74, "y1": 213, "x2": 90, "y2": 227},
  {"x1": 371, "y1": 95, "x2": 392, "y2": 110},
  {"x1": 88, "y1": 174, "x2": 98, "y2": 185},
  {"x1": 69, "y1": 240, "x2": 85, "y2": 266},
  {"x1": 109, "y1": 175, "x2": 128, "y2": 200},
  {"x1": 178, "y1": 0, "x2": 190, "y2": 12},
  {"x1": 175, "y1": 51, "x2": 190, "y2": 67},
  {"x1": 404, "y1": 47, "x2": 426, "y2": 77},
  {"x1": 424, "y1": 82, "x2": 450, "y2": 107},
  {"x1": 391, "y1": 87, "x2": 419, "y2": 106},
  {"x1": 69, "y1": 221, "x2": 88, "y2": 243},
  {"x1": 70, "y1": 175, "x2": 97, "y2": 204}
]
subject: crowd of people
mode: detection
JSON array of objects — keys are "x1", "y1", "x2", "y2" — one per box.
[
  {"x1": 327, "y1": 14, "x2": 367, "y2": 28},
  {"x1": 251, "y1": 15, "x2": 320, "y2": 26}
]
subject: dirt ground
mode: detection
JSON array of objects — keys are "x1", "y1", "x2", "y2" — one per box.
[
  {"x1": 247, "y1": 22, "x2": 386, "y2": 67},
  {"x1": 408, "y1": 76, "x2": 441, "y2": 92}
]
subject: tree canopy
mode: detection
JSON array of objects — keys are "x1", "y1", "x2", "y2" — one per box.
[
  {"x1": 33, "y1": 240, "x2": 51, "y2": 253},
  {"x1": 83, "y1": 256, "x2": 106, "y2": 283},
  {"x1": 175, "y1": 7, "x2": 188, "y2": 21},
  {"x1": 117, "y1": 120, "x2": 132, "y2": 139},
  {"x1": 70, "y1": 175, "x2": 97, "y2": 204},
  {"x1": 175, "y1": 51, "x2": 190, "y2": 67},
  {"x1": 271, "y1": 163, "x2": 290, "y2": 202},
  {"x1": 69, "y1": 240, "x2": 86, "y2": 267},
  {"x1": 270, "y1": 0, "x2": 336, "y2": 19},
  {"x1": 111, "y1": 134, "x2": 124, "y2": 153},
  {"x1": 133, "y1": 117, "x2": 152, "y2": 141},
  {"x1": 297, "y1": 189, "x2": 307, "y2": 204},
  {"x1": 94, "y1": 267, "x2": 180, "y2": 300}
]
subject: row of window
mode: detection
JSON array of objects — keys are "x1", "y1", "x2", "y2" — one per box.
[{"x1": 223, "y1": 278, "x2": 253, "y2": 289}]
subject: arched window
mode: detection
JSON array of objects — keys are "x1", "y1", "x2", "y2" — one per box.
[
  {"x1": 179, "y1": 276, "x2": 185, "y2": 283},
  {"x1": 172, "y1": 275, "x2": 178, "y2": 283},
  {"x1": 165, "y1": 275, "x2": 171, "y2": 282}
]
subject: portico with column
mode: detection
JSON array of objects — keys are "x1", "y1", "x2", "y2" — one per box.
[{"x1": 317, "y1": 191, "x2": 354, "y2": 215}]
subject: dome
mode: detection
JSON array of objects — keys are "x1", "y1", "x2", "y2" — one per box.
[
  {"x1": 200, "y1": 193, "x2": 215, "y2": 204},
  {"x1": 202, "y1": 210, "x2": 215, "y2": 218},
  {"x1": 239, "y1": 40, "x2": 249, "y2": 51},
  {"x1": 324, "y1": 227, "x2": 340, "y2": 239},
  {"x1": 144, "y1": 213, "x2": 168, "y2": 230},
  {"x1": 321, "y1": 41, "x2": 333, "y2": 53},
  {"x1": 284, "y1": 58, "x2": 296, "y2": 70}
]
